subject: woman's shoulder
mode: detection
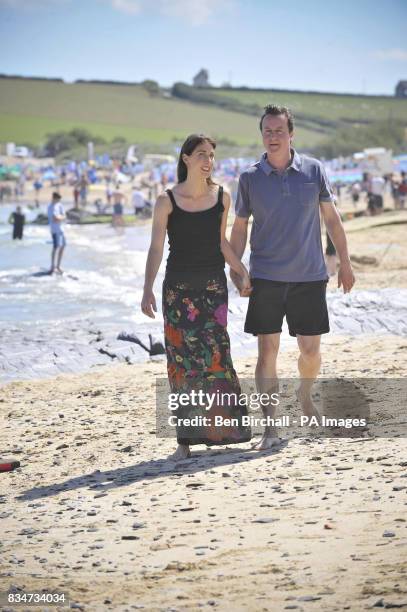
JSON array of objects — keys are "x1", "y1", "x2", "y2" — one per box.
[{"x1": 155, "y1": 191, "x2": 173, "y2": 213}]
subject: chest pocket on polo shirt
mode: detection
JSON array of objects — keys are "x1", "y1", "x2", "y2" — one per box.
[{"x1": 301, "y1": 182, "x2": 319, "y2": 206}]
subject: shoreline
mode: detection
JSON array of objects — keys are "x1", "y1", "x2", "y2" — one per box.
[{"x1": 1, "y1": 284, "x2": 407, "y2": 384}]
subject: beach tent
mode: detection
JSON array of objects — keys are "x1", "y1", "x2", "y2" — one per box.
[
  {"x1": 42, "y1": 169, "x2": 57, "y2": 180},
  {"x1": 114, "y1": 171, "x2": 130, "y2": 183},
  {"x1": 393, "y1": 154, "x2": 407, "y2": 172},
  {"x1": 0, "y1": 165, "x2": 21, "y2": 178}
]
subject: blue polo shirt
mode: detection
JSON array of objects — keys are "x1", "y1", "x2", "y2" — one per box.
[{"x1": 235, "y1": 149, "x2": 334, "y2": 282}]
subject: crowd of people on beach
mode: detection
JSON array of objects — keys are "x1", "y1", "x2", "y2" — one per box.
[
  {"x1": 2, "y1": 150, "x2": 405, "y2": 220},
  {"x1": 2, "y1": 142, "x2": 406, "y2": 291}
]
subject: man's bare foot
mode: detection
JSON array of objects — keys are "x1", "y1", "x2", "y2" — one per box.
[
  {"x1": 167, "y1": 444, "x2": 191, "y2": 461},
  {"x1": 56, "y1": 268, "x2": 64, "y2": 274},
  {"x1": 296, "y1": 388, "x2": 321, "y2": 424},
  {"x1": 251, "y1": 434, "x2": 281, "y2": 451}
]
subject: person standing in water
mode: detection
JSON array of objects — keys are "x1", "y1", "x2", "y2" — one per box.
[
  {"x1": 142, "y1": 134, "x2": 252, "y2": 460},
  {"x1": 47, "y1": 192, "x2": 66, "y2": 274},
  {"x1": 9, "y1": 205, "x2": 25, "y2": 240},
  {"x1": 112, "y1": 183, "x2": 127, "y2": 229}
]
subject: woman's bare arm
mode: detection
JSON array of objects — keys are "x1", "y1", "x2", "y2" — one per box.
[{"x1": 141, "y1": 193, "x2": 171, "y2": 318}]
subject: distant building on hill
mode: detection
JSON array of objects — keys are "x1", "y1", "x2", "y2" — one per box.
[
  {"x1": 193, "y1": 69, "x2": 210, "y2": 88},
  {"x1": 395, "y1": 80, "x2": 407, "y2": 98}
]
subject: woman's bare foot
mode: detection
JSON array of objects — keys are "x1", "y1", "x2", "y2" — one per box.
[
  {"x1": 251, "y1": 434, "x2": 281, "y2": 451},
  {"x1": 168, "y1": 444, "x2": 191, "y2": 461}
]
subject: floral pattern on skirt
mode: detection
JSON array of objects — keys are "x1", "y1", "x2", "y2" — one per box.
[{"x1": 162, "y1": 274, "x2": 252, "y2": 446}]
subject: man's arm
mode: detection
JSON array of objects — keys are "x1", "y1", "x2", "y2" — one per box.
[
  {"x1": 230, "y1": 215, "x2": 249, "y2": 259},
  {"x1": 53, "y1": 204, "x2": 66, "y2": 222},
  {"x1": 320, "y1": 202, "x2": 355, "y2": 293}
]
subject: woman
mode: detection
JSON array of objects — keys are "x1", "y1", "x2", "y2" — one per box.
[{"x1": 141, "y1": 134, "x2": 252, "y2": 460}]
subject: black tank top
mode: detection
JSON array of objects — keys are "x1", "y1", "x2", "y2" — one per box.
[{"x1": 165, "y1": 186, "x2": 225, "y2": 284}]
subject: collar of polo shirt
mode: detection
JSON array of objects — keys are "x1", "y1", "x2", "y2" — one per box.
[{"x1": 260, "y1": 148, "x2": 302, "y2": 176}]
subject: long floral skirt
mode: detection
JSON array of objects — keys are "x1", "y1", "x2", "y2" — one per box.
[{"x1": 162, "y1": 273, "x2": 252, "y2": 446}]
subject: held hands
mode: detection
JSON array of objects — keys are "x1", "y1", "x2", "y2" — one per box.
[
  {"x1": 338, "y1": 260, "x2": 355, "y2": 294},
  {"x1": 230, "y1": 268, "x2": 252, "y2": 297},
  {"x1": 141, "y1": 288, "x2": 157, "y2": 318}
]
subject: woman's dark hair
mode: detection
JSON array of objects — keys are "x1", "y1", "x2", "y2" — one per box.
[{"x1": 177, "y1": 134, "x2": 216, "y2": 184}]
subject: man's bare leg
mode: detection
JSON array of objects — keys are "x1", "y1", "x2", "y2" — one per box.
[
  {"x1": 50, "y1": 247, "x2": 57, "y2": 273},
  {"x1": 297, "y1": 335, "x2": 321, "y2": 419},
  {"x1": 56, "y1": 246, "x2": 65, "y2": 273},
  {"x1": 252, "y1": 333, "x2": 281, "y2": 450}
]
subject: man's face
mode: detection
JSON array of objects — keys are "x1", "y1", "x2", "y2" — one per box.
[{"x1": 261, "y1": 114, "x2": 292, "y2": 156}]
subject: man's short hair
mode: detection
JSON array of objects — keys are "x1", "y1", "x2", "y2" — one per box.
[
  {"x1": 52, "y1": 192, "x2": 62, "y2": 201},
  {"x1": 259, "y1": 105, "x2": 294, "y2": 133}
]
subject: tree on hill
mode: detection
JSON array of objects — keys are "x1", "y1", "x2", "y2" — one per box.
[
  {"x1": 141, "y1": 79, "x2": 160, "y2": 95},
  {"x1": 44, "y1": 129, "x2": 106, "y2": 156},
  {"x1": 314, "y1": 119, "x2": 406, "y2": 158}
]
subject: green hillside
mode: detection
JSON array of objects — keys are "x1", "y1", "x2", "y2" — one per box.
[
  {"x1": 0, "y1": 79, "x2": 332, "y2": 151},
  {"x1": 0, "y1": 78, "x2": 405, "y2": 156},
  {"x1": 210, "y1": 88, "x2": 407, "y2": 125}
]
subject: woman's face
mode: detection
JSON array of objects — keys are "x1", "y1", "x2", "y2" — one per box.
[{"x1": 183, "y1": 141, "x2": 215, "y2": 179}]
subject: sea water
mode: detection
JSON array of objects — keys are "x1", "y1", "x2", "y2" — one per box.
[
  {"x1": 0, "y1": 203, "x2": 260, "y2": 363},
  {"x1": 1, "y1": 203, "x2": 406, "y2": 381}
]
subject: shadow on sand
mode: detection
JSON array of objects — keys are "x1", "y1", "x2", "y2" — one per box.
[{"x1": 16, "y1": 441, "x2": 289, "y2": 501}]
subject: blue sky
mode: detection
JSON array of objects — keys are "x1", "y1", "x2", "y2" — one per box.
[{"x1": 0, "y1": 0, "x2": 406, "y2": 95}]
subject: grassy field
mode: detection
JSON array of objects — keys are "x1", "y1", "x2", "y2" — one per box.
[
  {"x1": 1, "y1": 78, "x2": 406, "y2": 153},
  {"x1": 210, "y1": 88, "x2": 407, "y2": 124},
  {"x1": 0, "y1": 79, "x2": 332, "y2": 150}
]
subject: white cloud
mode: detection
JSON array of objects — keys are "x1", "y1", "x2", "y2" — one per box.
[
  {"x1": 107, "y1": 0, "x2": 235, "y2": 25},
  {"x1": 160, "y1": 0, "x2": 233, "y2": 26},
  {"x1": 110, "y1": 0, "x2": 141, "y2": 15},
  {"x1": 374, "y1": 48, "x2": 407, "y2": 62},
  {"x1": 0, "y1": 0, "x2": 67, "y2": 7},
  {"x1": 0, "y1": 0, "x2": 235, "y2": 24}
]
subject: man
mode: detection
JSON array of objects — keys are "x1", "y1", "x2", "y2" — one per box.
[
  {"x1": 351, "y1": 181, "x2": 361, "y2": 208},
  {"x1": 230, "y1": 105, "x2": 355, "y2": 450},
  {"x1": 33, "y1": 178, "x2": 42, "y2": 207},
  {"x1": 369, "y1": 175, "x2": 385, "y2": 215},
  {"x1": 112, "y1": 183, "x2": 127, "y2": 228},
  {"x1": 9, "y1": 205, "x2": 25, "y2": 240},
  {"x1": 398, "y1": 171, "x2": 407, "y2": 209},
  {"x1": 79, "y1": 174, "x2": 88, "y2": 207},
  {"x1": 47, "y1": 192, "x2": 66, "y2": 274},
  {"x1": 132, "y1": 186, "x2": 146, "y2": 216}
]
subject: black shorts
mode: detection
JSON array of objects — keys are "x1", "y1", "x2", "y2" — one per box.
[{"x1": 244, "y1": 278, "x2": 330, "y2": 337}]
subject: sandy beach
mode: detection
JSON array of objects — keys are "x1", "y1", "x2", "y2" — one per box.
[{"x1": 1, "y1": 212, "x2": 407, "y2": 611}]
